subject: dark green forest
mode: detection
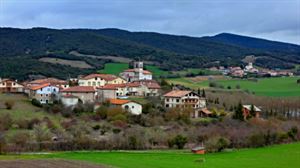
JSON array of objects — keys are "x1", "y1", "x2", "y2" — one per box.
[{"x1": 1, "y1": 27, "x2": 299, "y2": 79}]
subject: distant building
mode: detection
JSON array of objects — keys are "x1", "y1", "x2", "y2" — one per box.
[
  {"x1": 163, "y1": 90, "x2": 206, "y2": 118},
  {"x1": 28, "y1": 83, "x2": 60, "y2": 104},
  {"x1": 26, "y1": 78, "x2": 69, "y2": 89},
  {"x1": 61, "y1": 95, "x2": 79, "y2": 107},
  {"x1": 120, "y1": 61, "x2": 152, "y2": 82},
  {"x1": 0, "y1": 78, "x2": 24, "y2": 93},
  {"x1": 61, "y1": 86, "x2": 96, "y2": 103},
  {"x1": 242, "y1": 105, "x2": 262, "y2": 119},
  {"x1": 109, "y1": 99, "x2": 142, "y2": 115},
  {"x1": 78, "y1": 74, "x2": 126, "y2": 87}
]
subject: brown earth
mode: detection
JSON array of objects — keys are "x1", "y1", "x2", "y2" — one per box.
[
  {"x1": 39, "y1": 57, "x2": 94, "y2": 69},
  {"x1": 0, "y1": 159, "x2": 106, "y2": 168}
]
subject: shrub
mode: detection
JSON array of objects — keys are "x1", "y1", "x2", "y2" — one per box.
[
  {"x1": 4, "y1": 100, "x2": 15, "y2": 110},
  {"x1": 96, "y1": 106, "x2": 108, "y2": 119},
  {"x1": 287, "y1": 126, "x2": 298, "y2": 141},
  {"x1": 209, "y1": 81, "x2": 217, "y2": 87},
  {"x1": 0, "y1": 113, "x2": 12, "y2": 131},
  {"x1": 31, "y1": 99, "x2": 42, "y2": 107},
  {"x1": 249, "y1": 133, "x2": 266, "y2": 148},
  {"x1": 169, "y1": 135, "x2": 188, "y2": 149}
]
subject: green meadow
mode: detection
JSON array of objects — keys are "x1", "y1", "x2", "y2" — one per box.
[
  {"x1": 1, "y1": 143, "x2": 300, "y2": 168},
  {"x1": 167, "y1": 77, "x2": 300, "y2": 97},
  {"x1": 98, "y1": 62, "x2": 169, "y2": 77}
]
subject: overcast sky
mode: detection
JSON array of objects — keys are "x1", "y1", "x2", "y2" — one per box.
[{"x1": 0, "y1": 0, "x2": 299, "y2": 44}]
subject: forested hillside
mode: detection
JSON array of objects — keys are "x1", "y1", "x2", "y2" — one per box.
[{"x1": 1, "y1": 27, "x2": 299, "y2": 79}]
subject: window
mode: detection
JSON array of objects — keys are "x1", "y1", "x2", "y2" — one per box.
[
  {"x1": 46, "y1": 94, "x2": 48, "y2": 97},
  {"x1": 132, "y1": 106, "x2": 134, "y2": 109},
  {"x1": 166, "y1": 104, "x2": 169, "y2": 108},
  {"x1": 97, "y1": 82, "x2": 100, "y2": 86},
  {"x1": 125, "y1": 105, "x2": 129, "y2": 110},
  {"x1": 53, "y1": 88, "x2": 56, "y2": 92},
  {"x1": 93, "y1": 82, "x2": 96, "y2": 86},
  {"x1": 95, "y1": 77, "x2": 98, "y2": 80},
  {"x1": 176, "y1": 99, "x2": 180, "y2": 102},
  {"x1": 88, "y1": 82, "x2": 91, "y2": 86},
  {"x1": 166, "y1": 98, "x2": 169, "y2": 102}
]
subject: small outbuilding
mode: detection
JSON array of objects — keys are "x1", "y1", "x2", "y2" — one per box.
[{"x1": 191, "y1": 146, "x2": 206, "y2": 155}]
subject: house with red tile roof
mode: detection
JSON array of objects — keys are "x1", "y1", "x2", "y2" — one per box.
[
  {"x1": 27, "y1": 83, "x2": 60, "y2": 104},
  {"x1": 61, "y1": 86, "x2": 96, "y2": 103},
  {"x1": 119, "y1": 61, "x2": 152, "y2": 82},
  {"x1": 163, "y1": 90, "x2": 207, "y2": 118},
  {"x1": 109, "y1": 99, "x2": 142, "y2": 115},
  {"x1": 78, "y1": 74, "x2": 126, "y2": 87},
  {"x1": 0, "y1": 78, "x2": 24, "y2": 93}
]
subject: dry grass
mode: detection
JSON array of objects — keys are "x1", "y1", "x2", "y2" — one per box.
[
  {"x1": 39, "y1": 57, "x2": 93, "y2": 69},
  {"x1": 0, "y1": 159, "x2": 106, "y2": 168}
]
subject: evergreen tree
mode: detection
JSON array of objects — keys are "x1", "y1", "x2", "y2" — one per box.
[
  {"x1": 202, "y1": 89, "x2": 206, "y2": 97},
  {"x1": 233, "y1": 101, "x2": 244, "y2": 121},
  {"x1": 250, "y1": 104, "x2": 256, "y2": 118}
]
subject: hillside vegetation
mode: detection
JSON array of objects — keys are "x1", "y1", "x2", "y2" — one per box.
[{"x1": 1, "y1": 28, "x2": 300, "y2": 79}]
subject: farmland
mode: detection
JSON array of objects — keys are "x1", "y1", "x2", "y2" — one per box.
[
  {"x1": 167, "y1": 76, "x2": 300, "y2": 97},
  {"x1": 0, "y1": 143, "x2": 300, "y2": 168}
]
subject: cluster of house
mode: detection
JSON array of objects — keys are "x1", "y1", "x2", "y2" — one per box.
[
  {"x1": 0, "y1": 61, "x2": 219, "y2": 118},
  {"x1": 210, "y1": 62, "x2": 294, "y2": 78}
]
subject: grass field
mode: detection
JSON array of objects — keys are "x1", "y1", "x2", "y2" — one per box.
[
  {"x1": 0, "y1": 94, "x2": 64, "y2": 130},
  {"x1": 1, "y1": 143, "x2": 299, "y2": 168},
  {"x1": 167, "y1": 76, "x2": 300, "y2": 97},
  {"x1": 98, "y1": 63, "x2": 169, "y2": 77}
]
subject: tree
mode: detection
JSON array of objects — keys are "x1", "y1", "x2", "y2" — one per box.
[
  {"x1": 250, "y1": 104, "x2": 256, "y2": 118},
  {"x1": 170, "y1": 135, "x2": 188, "y2": 149},
  {"x1": 297, "y1": 79, "x2": 300, "y2": 84},
  {"x1": 202, "y1": 89, "x2": 206, "y2": 97},
  {"x1": 233, "y1": 101, "x2": 244, "y2": 121}
]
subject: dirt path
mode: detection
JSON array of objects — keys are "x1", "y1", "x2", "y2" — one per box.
[{"x1": 0, "y1": 159, "x2": 106, "y2": 168}]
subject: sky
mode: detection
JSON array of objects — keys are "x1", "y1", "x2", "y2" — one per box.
[{"x1": 0, "y1": 0, "x2": 299, "y2": 44}]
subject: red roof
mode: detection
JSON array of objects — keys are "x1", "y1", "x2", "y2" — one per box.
[
  {"x1": 81, "y1": 74, "x2": 118, "y2": 81},
  {"x1": 109, "y1": 99, "x2": 130, "y2": 105},
  {"x1": 98, "y1": 83, "x2": 141, "y2": 90},
  {"x1": 100, "y1": 84, "x2": 127, "y2": 90},
  {"x1": 61, "y1": 86, "x2": 95, "y2": 93},
  {"x1": 133, "y1": 80, "x2": 161, "y2": 89},
  {"x1": 30, "y1": 83, "x2": 51, "y2": 91},
  {"x1": 124, "y1": 69, "x2": 152, "y2": 74},
  {"x1": 29, "y1": 78, "x2": 68, "y2": 85},
  {"x1": 163, "y1": 90, "x2": 192, "y2": 97}
]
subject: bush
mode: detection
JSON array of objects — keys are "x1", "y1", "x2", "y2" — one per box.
[
  {"x1": 4, "y1": 100, "x2": 15, "y2": 110},
  {"x1": 287, "y1": 126, "x2": 298, "y2": 141},
  {"x1": 169, "y1": 135, "x2": 188, "y2": 149},
  {"x1": 96, "y1": 106, "x2": 108, "y2": 119},
  {"x1": 0, "y1": 113, "x2": 12, "y2": 131},
  {"x1": 31, "y1": 99, "x2": 42, "y2": 107}
]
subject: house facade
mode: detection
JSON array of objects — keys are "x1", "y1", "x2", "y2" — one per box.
[
  {"x1": 163, "y1": 90, "x2": 206, "y2": 118},
  {"x1": 242, "y1": 105, "x2": 262, "y2": 119},
  {"x1": 119, "y1": 61, "x2": 152, "y2": 82},
  {"x1": 61, "y1": 86, "x2": 96, "y2": 103},
  {"x1": 78, "y1": 74, "x2": 126, "y2": 87},
  {"x1": 61, "y1": 95, "x2": 79, "y2": 107},
  {"x1": 0, "y1": 79, "x2": 24, "y2": 93},
  {"x1": 109, "y1": 99, "x2": 142, "y2": 115},
  {"x1": 28, "y1": 83, "x2": 60, "y2": 104}
]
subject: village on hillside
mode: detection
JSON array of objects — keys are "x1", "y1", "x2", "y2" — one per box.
[{"x1": 0, "y1": 61, "x2": 261, "y2": 120}]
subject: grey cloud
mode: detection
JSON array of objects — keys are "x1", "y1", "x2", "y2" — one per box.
[{"x1": 0, "y1": 0, "x2": 299, "y2": 44}]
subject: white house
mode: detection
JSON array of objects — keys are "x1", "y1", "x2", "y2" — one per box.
[
  {"x1": 61, "y1": 95, "x2": 79, "y2": 107},
  {"x1": 28, "y1": 83, "x2": 60, "y2": 104},
  {"x1": 163, "y1": 90, "x2": 206, "y2": 118},
  {"x1": 120, "y1": 61, "x2": 152, "y2": 82},
  {"x1": 109, "y1": 99, "x2": 142, "y2": 115}
]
